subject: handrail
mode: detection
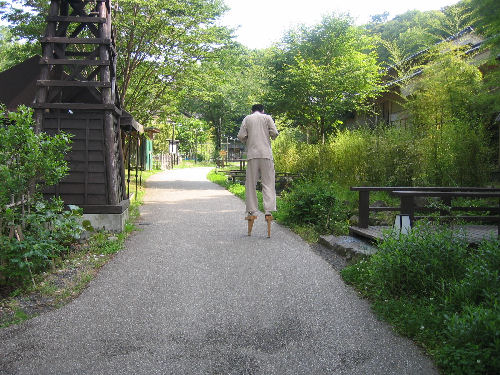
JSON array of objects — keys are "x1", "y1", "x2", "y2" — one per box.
[
  {"x1": 351, "y1": 186, "x2": 500, "y2": 192},
  {"x1": 352, "y1": 187, "x2": 500, "y2": 229}
]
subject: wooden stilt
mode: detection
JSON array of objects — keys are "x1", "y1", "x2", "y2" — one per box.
[
  {"x1": 245, "y1": 215, "x2": 257, "y2": 236},
  {"x1": 265, "y1": 215, "x2": 273, "y2": 238}
]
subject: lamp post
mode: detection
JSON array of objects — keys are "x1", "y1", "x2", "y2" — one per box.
[
  {"x1": 194, "y1": 128, "x2": 198, "y2": 164},
  {"x1": 232, "y1": 137, "x2": 236, "y2": 161}
]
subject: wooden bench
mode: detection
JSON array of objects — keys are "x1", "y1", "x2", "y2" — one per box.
[
  {"x1": 222, "y1": 170, "x2": 245, "y2": 183},
  {"x1": 351, "y1": 186, "x2": 500, "y2": 229},
  {"x1": 392, "y1": 190, "x2": 500, "y2": 232},
  {"x1": 234, "y1": 158, "x2": 246, "y2": 171},
  {"x1": 222, "y1": 170, "x2": 299, "y2": 193}
]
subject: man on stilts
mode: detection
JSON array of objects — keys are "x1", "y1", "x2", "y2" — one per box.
[{"x1": 237, "y1": 104, "x2": 279, "y2": 237}]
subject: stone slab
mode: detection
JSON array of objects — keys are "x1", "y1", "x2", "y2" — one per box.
[
  {"x1": 82, "y1": 208, "x2": 129, "y2": 233},
  {"x1": 319, "y1": 234, "x2": 378, "y2": 262}
]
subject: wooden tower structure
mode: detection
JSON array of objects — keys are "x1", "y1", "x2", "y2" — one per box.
[{"x1": 34, "y1": 0, "x2": 128, "y2": 230}]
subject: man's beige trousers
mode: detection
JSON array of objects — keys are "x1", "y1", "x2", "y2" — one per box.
[{"x1": 245, "y1": 158, "x2": 276, "y2": 215}]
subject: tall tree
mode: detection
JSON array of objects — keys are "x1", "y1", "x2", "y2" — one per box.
[
  {"x1": 178, "y1": 44, "x2": 266, "y2": 151},
  {"x1": 366, "y1": 10, "x2": 443, "y2": 65},
  {"x1": 0, "y1": 27, "x2": 20, "y2": 71},
  {"x1": 436, "y1": 0, "x2": 477, "y2": 36},
  {"x1": 114, "y1": 0, "x2": 230, "y2": 121},
  {"x1": 470, "y1": 0, "x2": 500, "y2": 55},
  {"x1": 266, "y1": 15, "x2": 383, "y2": 143},
  {"x1": 1, "y1": 0, "x2": 231, "y2": 122},
  {"x1": 470, "y1": 0, "x2": 500, "y2": 162},
  {"x1": 0, "y1": 0, "x2": 47, "y2": 60},
  {"x1": 406, "y1": 47, "x2": 484, "y2": 127}
]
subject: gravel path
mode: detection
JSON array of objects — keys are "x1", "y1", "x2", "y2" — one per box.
[{"x1": 0, "y1": 168, "x2": 438, "y2": 375}]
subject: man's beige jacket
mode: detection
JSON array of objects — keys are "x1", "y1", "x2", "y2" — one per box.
[{"x1": 237, "y1": 112, "x2": 279, "y2": 160}]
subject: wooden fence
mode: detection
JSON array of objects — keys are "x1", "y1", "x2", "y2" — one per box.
[{"x1": 153, "y1": 153, "x2": 179, "y2": 170}]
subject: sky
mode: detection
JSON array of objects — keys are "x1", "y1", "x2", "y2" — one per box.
[{"x1": 220, "y1": 0, "x2": 460, "y2": 49}]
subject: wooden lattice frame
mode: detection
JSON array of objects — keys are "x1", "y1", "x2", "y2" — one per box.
[{"x1": 35, "y1": 0, "x2": 125, "y2": 206}]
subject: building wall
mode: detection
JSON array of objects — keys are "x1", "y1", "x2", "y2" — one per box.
[{"x1": 43, "y1": 111, "x2": 109, "y2": 206}]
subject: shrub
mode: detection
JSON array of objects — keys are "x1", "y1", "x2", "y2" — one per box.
[
  {"x1": 0, "y1": 105, "x2": 71, "y2": 207},
  {"x1": 0, "y1": 106, "x2": 79, "y2": 287},
  {"x1": 415, "y1": 119, "x2": 492, "y2": 186},
  {"x1": 437, "y1": 304, "x2": 500, "y2": 375},
  {"x1": 341, "y1": 224, "x2": 500, "y2": 374},
  {"x1": 276, "y1": 177, "x2": 350, "y2": 234},
  {"x1": 449, "y1": 237, "x2": 500, "y2": 309},
  {"x1": 272, "y1": 128, "x2": 303, "y2": 174},
  {"x1": 371, "y1": 224, "x2": 469, "y2": 298},
  {"x1": 271, "y1": 121, "x2": 493, "y2": 188},
  {"x1": 0, "y1": 198, "x2": 83, "y2": 285}
]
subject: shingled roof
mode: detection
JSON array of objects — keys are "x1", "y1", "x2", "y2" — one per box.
[{"x1": 0, "y1": 55, "x2": 40, "y2": 111}]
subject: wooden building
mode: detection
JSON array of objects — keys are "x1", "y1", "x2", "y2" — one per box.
[{"x1": 0, "y1": 0, "x2": 143, "y2": 231}]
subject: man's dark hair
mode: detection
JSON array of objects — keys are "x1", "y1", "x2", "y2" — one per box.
[{"x1": 251, "y1": 104, "x2": 264, "y2": 113}]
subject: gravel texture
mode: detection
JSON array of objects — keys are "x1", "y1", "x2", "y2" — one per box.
[{"x1": 0, "y1": 168, "x2": 438, "y2": 374}]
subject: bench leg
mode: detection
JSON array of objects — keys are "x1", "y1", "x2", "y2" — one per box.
[
  {"x1": 400, "y1": 196, "x2": 415, "y2": 226},
  {"x1": 358, "y1": 191, "x2": 369, "y2": 228}
]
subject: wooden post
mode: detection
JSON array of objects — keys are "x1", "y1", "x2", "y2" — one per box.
[
  {"x1": 441, "y1": 196, "x2": 452, "y2": 217},
  {"x1": 98, "y1": 1, "x2": 118, "y2": 205},
  {"x1": 35, "y1": 0, "x2": 60, "y2": 133},
  {"x1": 358, "y1": 190, "x2": 369, "y2": 228},
  {"x1": 400, "y1": 196, "x2": 415, "y2": 226},
  {"x1": 117, "y1": 118, "x2": 127, "y2": 199}
]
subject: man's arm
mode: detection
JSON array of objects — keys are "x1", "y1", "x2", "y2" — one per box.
[
  {"x1": 237, "y1": 118, "x2": 248, "y2": 143},
  {"x1": 267, "y1": 116, "x2": 279, "y2": 140}
]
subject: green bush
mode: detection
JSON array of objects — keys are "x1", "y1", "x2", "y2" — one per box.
[
  {"x1": 272, "y1": 128, "x2": 304, "y2": 174},
  {"x1": 342, "y1": 224, "x2": 500, "y2": 374},
  {"x1": 0, "y1": 198, "x2": 83, "y2": 285},
  {"x1": 415, "y1": 119, "x2": 492, "y2": 186},
  {"x1": 328, "y1": 125, "x2": 422, "y2": 186},
  {"x1": 276, "y1": 177, "x2": 350, "y2": 234},
  {"x1": 437, "y1": 304, "x2": 500, "y2": 375},
  {"x1": 271, "y1": 120, "x2": 493, "y2": 187},
  {"x1": 371, "y1": 224, "x2": 469, "y2": 298},
  {"x1": 0, "y1": 105, "x2": 71, "y2": 207},
  {"x1": 449, "y1": 238, "x2": 500, "y2": 309},
  {"x1": 0, "y1": 106, "x2": 79, "y2": 287}
]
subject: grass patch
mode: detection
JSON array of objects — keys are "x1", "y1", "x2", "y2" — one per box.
[
  {"x1": 174, "y1": 160, "x2": 216, "y2": 169},
  {"x1": 288, "y1": 224, "x2": 320, "y2": 243},
  {"x1": 0, "y1": 169, "x2": 161, "y2": 328}
]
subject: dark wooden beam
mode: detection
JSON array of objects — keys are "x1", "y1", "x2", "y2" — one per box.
[
  {"x1": 46, "y1": 16, "x2": 106, "y2": 23},
  {"x1": 33, "y1": 103, "x2": 120, "y2": 113},
  {"x1": 40, "y1": 37, "x2": 110, "y2": 44},
  {"x1": 70, "y1": 20, "x2": 100, "y2": 39},
  {"x1": 37, "y1": 80, "x2": 111, "y2": 87},
  {"x1": 35, "y1": 0, "x2": 60, "y2": 133},
  {"x1": 40, "y1": 58, "x2": 110, "y2": 66}
]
